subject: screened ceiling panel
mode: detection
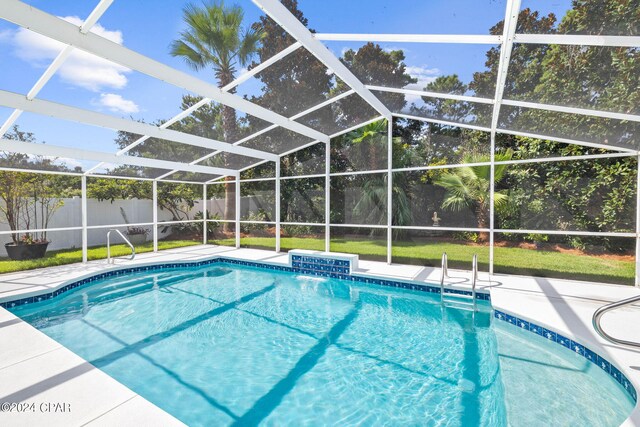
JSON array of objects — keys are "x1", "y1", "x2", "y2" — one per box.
[
  {"x1": 236, "y1": 46, "x2": 350, "y2": 118},
  {"x1": 0, "y1": 22, "x2": 65, "y2": 95},
  {"x1": 297, "y1": 0, "x2": 508, "y2": 35},
  {"x1": 323, "y1": 41, "x2": 499, "y2": 99},
  {"x1": 498, "y1": 105, "x2": 639, "y2": 150},
  {"x1": 504, "y1": 44, "x2": 640, "y2": 116},
  {"x1": 495, "y1": 133, "x2": 625, "y2": 161},
  {"x1": 281, "y1": 142, "x2": 325, "y2": 177},
  {"x1": 394, "y1": 117, "x2": 491, "y2": 167},
  {"x1": 37, "y1": 68, "x2": 196, "y2": 125},
  {"x1": 96, "y1": 0, "x2": 300, "y2": 89},
  {"x1": 374, "y1": 91, "x2": 493, "y2": 128},
  {"x1": 241, "y1": 126, "x2": 315, "y2": 155},
  {"x1": 90, "y1": 164, "x2": 173, "y2": 180},
  {"x1": 519, "y1": 0, "x2": 638, "y2": 36},
  {"x1": 0, "y1": 149, "x2": 100, "y2": 174},
  {"x1": 201, "y1": 152, "x2": 265, "y2": 172},
  {"x1": 21, "y1": 0, "x2": 97, "y2": 18},
  {"x1": 167, "y1": 171, "x2": 223, "y2": 183},
  {"x1": 133, "y1": 137, "x2": 211, "y2": 164},
  {"x1": 240, "y1": 161, "x2": 276, "y2": 180},
  {"x1": 166, "y1": 101, "x2": 274, "y2": 144},
  {"x1": 11, "y1": 112, "x2": 121, "y2": 153},
  {"x1": 294, "y1": 93, "x2": 381, "y2": 136}
]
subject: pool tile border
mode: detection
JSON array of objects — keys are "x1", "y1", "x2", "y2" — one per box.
[
  {"x1": 494, "y1": 309, "x2": 637, "y2": 403},
  {"x1": 0, "y1": 256, "x2": 490, "y2": 309}
]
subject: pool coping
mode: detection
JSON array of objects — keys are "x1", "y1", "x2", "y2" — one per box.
[{"x1": 0, "y1": 245, "x2": 639, "y2": 425}]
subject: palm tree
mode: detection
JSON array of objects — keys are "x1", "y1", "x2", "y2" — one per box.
[
  {"x1": 434, "y1": 150, "x2": 513, "y2": 241},
  {"x1": 170, "y1": 1, "x2": 263, "y2": 232},
  {"x1": 347, "y1": 119, "x2": 412, "y2": 233}
]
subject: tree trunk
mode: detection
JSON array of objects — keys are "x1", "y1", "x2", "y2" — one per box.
[
  {"x1": 477, "y1": 204, "x2": 489, "y2": 242},
  {"x1": 218, "y1": 71, "x2": 239, "y2": 233}
]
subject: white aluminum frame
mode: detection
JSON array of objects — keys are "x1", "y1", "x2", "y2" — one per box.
[
  {"x1": 0, "y1": 1, "x2": 329, "y2": 143},
  {"x1": 0, "y1": 90, "x2": 278, "y2": 162},
  {"x1": 0, "y1": 0, "x2": 114, "y2": 138},
  {"x1": 0, "y1": 138, "x2": 237, "y2": 176},
  {"x1": 0, "y1": 0, "x2": 638, "y2": 286},
  {"x1": 251, "y1": 0, "x2": 392, "y2": 119},
  {"x1": 314, "y1": 33, "x2": 501, "y2": 44}
]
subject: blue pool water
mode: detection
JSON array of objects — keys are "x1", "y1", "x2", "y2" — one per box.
[{"x1": 10, "y1": 264, "x2": 634, "y2": 426}]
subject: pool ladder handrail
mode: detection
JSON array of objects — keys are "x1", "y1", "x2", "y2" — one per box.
[
  {"x1": 107, "y1": 229, "x2": 136, "y2": 264},
  {"x1": 592, "y1": 294, "x2": 640, "y2": 348},
  {"x1": 439, "y1": 252, "x2": 448, "y2": 303},
  {"x1": 440, "y1": 253, "x2": 477, "y2": 312}
]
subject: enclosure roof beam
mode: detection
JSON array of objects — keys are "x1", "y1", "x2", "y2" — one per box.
[
  {"x1": 0, "y1": 0, "x2": 114, "y2": 138},
  {"x1": 497, "y1": 129, "x2": 636, "y2": 153},
  {"x1": 0, "y1": 1, "x2": 329, "y2": 143},
  {"x1": 315, "y1": 33, "x2": 502, "y2": 44},
  {"x1": 392, "y1": 113, "x2": 492, "y2": 132},
  {"x1": 0, "y1": 90, "x2": 279, "y2": 162},
  {"x1": 490, "y1": 0, "x2": 522, "y2": 135},
  {"x1": 501, "y1": 99, "x2": 640, "y2": 123},
  {"x1": 0, "y1": 139, "x2": 237, "y2": 176},
  {"x1": 514, "y1": 33, "x2": 640, "y2": 47},
  {"x1": 251, "y1": 0, "x2": 392, "y2": 120},
  {"x1": 367, "y1": 85, "x2": 495, "y2": 105}
]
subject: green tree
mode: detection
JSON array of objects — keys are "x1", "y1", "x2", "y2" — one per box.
[
  {"x1": 338, "y1": 43, "x2": 416, "y2": 117},
  {"x1": 434, "y1": 150, "x2": 513, "y2": 241},
  {"x1": 170, "y1": 1, "x2": 263, "y2": 230},
  {"x1": 0, "y1": 126, "x2": 78, "y2": 243}
]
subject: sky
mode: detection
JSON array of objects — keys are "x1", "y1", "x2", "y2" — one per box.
[{"x1": 0, "y1": 0, "x2": 572, "y2": 168}]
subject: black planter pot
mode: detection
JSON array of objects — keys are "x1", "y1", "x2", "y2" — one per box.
[{"x1": 4, "y1": 241, "x2": 50, "y2": 260}]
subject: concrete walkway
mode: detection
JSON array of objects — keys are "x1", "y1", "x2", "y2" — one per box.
[{"x1": 0, "y1": 245, "x2": 638, "y2": 426}]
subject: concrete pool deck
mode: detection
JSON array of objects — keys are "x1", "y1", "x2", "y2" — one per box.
[{"x1": 0, "y1": 244, "x2": 638, "y2": 426}]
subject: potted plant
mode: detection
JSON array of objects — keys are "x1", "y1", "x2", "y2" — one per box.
[
  {"x1": 5, "y1": 233, "x2": 50, "y2": 260},
  {"x1": 1, "y1": 166, "x2": 68, "y2": 260},
  {"x1": 125, "y1": 226, "x2": 149, "y2": 245}
]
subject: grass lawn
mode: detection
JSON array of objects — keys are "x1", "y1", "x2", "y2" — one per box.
[
  {"x1": 1, "y1": 236, "x2": 633, "y2": 286},
  {"x1": 0, "y1": 240, "x2": 201, "y2": 275},
  {"x1": 211, "y1": 236, "x2": 634, "y2": 286}
]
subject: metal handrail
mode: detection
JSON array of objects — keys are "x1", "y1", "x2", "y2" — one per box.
[
  {"x1": 107, "y1": 229, "x2": 135, "y2": 264},
  {"x1": 471, "y1": 254, "x2": 478, "y2": 312},
  {"x1": 440, "y1": 252, "x2": 477, "y2": 312},
  {"x1": 440, "y1": 252, "x2": 448, "y2": 303},
  {"x1": 592, "y1": 294, "x2": 640, "y2": 348}
]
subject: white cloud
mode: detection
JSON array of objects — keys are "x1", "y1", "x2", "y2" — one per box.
[
  {"x1": 10, "y1": 16, "x2": 131, "y2": 92},
  {"x1": 95, "y1": 93, "x2": 139, "y2": 114},
  {"x1": 383, "y1": 46, "x2": 408, "y2": 54},
  {"x1": 402, "y1": 65, "x2": 441, "y2": 104},
  {"x1": 404, "y1": 65, "x2": 441, "y2": 90}
]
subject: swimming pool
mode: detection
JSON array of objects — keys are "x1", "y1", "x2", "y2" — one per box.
[{"x1": 8, "y1": 262, "x2": 635, "y2": 426}]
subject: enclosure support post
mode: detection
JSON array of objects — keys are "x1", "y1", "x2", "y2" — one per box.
[
  {"x1": 635, "y1": 152, "x2": 640, "y2": 286},
  {"x1": 235, "y1": 173, "x2": 241, "y2": 249},
  {"x1": 152, "y1": 180, "x2": 158, "y2": 252},
  {"x1": 275, "y1": 161, "x2": 281, "y2": 253},
  {"x1": 325, "y1": 139, "x2": 331, "y2": 252},
  {"x1": 487, "y1": 0, "x2": 521, "y2": 276},
  {"x1": 203, "y1": 183, "x2": 207, "y2": 245},
  {"x1": 81, "y1": 175, "x2": 87, "y2": 263},
  {"x1": 489, "y1": 133, "x2": 495, "y2": 275},
  {"x1": 387, "y1": 118, "x2": 393, "y2": 264}
]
